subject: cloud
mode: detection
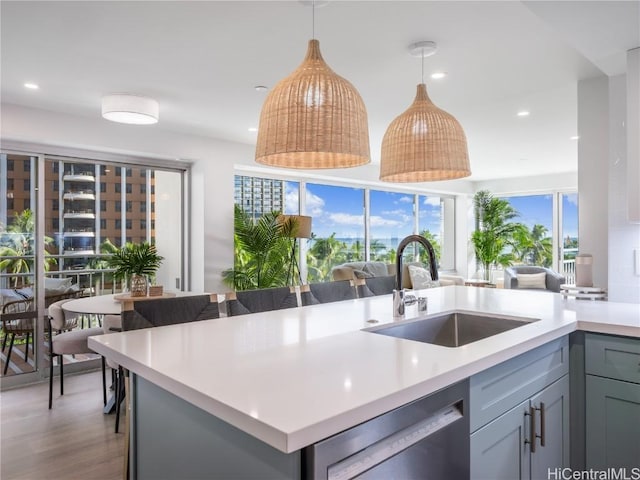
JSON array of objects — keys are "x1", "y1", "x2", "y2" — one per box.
[
  {"x1": 305, "y1": 190, "x2": 325, "y2": 216},
  {"x1": 284, "y1": 183, "x2": 299, "y2": 214},
  {"x1": 422, "y1": 196, "x2": 441, "y2": 207},
  {"x1": 565, "y1": 193, "x2": 578, "y2": 206},
  {"x1": 370, "y1": 215, "x2": 404, "y2": 227},
  {"x1": 328, "y1": 212, "x2": 364, "y2": 225},
  {"x1": 397, "y1": 196, "x2": 413, "y2": 204}
]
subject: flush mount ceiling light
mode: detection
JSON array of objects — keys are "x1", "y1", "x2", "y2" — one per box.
[
  {"x1": 380, "y1": 41, "x2": 470, "y2": 182},
  {"x1": 101, "y1": 94, "x2": 159, "y2": 125},
  {"x1": 255, "y1": 1, "x2": 370, "y2": 169}
]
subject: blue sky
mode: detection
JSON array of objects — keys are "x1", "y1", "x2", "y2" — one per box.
[{"x1": 501, "y1": 194, "x2": 578, "y2": 239}]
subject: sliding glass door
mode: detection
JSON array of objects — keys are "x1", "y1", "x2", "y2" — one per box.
[{"x1": 1, "y1": 150, "x2": 187, "y2": 385}]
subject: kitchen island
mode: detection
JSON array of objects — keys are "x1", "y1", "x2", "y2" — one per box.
[{"x1": 89, "y1": 286, "x2": 640, "y2": 478}]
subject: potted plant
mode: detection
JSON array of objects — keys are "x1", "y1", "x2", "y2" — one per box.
[{"x1": 107, "y1": 242, "x2": 163, "y2": 297}]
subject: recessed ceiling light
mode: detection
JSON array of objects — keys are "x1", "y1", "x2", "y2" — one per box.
[
  {"x1": 254, "y1": 86, "x2": 268, "y2": 92},
  {"x1": 517, "y1": 111, "x2": 530, "y2": 117},
  {"x1": 570, "y1": 135, "x2": 580, "y2": 140},
  {"x1": 248, "y1": 127, "x2": 258, "y2": 132},
  {"x1": 430, "y1": 72, "x2": 447, "y2": 79},
  {"x1": 24, "y1": 83, "x2": 39, "y2": 90}
]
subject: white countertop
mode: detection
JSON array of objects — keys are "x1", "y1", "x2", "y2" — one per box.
[{"x1": 88, "y1": 286, "x2": 640, "y2": 453}]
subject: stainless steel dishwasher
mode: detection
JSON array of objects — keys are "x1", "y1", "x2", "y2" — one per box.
[{"x1": 304, "y1": 379, "x2": 469, "y2": 479}]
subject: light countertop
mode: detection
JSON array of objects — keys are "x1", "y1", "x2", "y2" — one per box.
[{"x1": 88, "y1": 286, "x2": 640, "y2": 453}]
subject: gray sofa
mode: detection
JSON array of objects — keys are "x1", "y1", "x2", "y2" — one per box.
[
  {"x1": 503, "y1": 266, "x2": 565, "y2": 292},
  {"x1": 331, "y1": 261, "x2": 464, "y2": 288}
]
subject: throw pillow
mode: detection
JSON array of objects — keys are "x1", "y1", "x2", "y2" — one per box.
[
  {"x1": 353, "y1": 269, "x2": 374, "y2": 279},
  {"x1": 408, "y1": 265, "x2": 433, "y2": 289},
  {"x1": 44, "y1": 277, "x2": 73, "y2": 291},
  {"x1": 516, "y1": 272, "x2": 546, "y2": 289},
  {"x1": 362, "y1": 262, "x2": 390, "y2": 277}
]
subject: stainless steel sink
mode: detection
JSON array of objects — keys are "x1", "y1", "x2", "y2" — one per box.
[{"x1": 365, "y1": 311, "x2": 539, "y2": 347}]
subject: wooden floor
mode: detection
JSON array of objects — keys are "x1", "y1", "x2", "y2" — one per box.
[{"x1": 1, "y1": 370, "x2": 125, "y2": 480}]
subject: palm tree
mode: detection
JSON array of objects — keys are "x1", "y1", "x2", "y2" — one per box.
[
  {"x1": 0, "y1": 210, "x2": 57, "y2": 286},
  {"x1": 471, "y1": 191, "x2": 525, "y2": 280},
  {"x1": 419, "y1": 229, "x2": 441, "y2": 263},
  {"x1": 513, "y1": 224, "x2": 553, "y2": 267},
  {"x1": 223, "y1": 205, "x2": 295, "y2": 290},
  {"x1": 369, "y1": 239, "x2": 387, "y2": 261},
  {"x1": 306, "y1": 233, "x2": 348, "y2": 282}
]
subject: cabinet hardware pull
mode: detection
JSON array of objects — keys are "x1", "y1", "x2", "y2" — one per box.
[
  {"x1": 536, "y1": 402, "x2": 546, "y2": 447},
  {"x1": 525, "y1": 406, "x2": 536, "y2": 453}
]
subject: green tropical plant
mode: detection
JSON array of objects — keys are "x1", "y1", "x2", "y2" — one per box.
[
  {"x1": 0, "y1": 209, "x2": 57, "y2": 286},
  {"x1": 223, "y1": 205, "x2": 296, "y2": 290},
  {"x1": 419, "y1": 229, "x2": 441, "y2": 262},
  {"x1": 471, "y1": 191, "x2": 526, "y2": 280},
  {"x1": 513, "y1": 224, "x2": 553, "y2": 267},
  {"x1": 306, "y1": 233, "x2": 348, "y2": 282},
  {"x1": 107, "y1": 242, "x2": 163, "y2": 282}
]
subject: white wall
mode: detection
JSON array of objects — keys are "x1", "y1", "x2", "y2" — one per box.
[
  {"x1": 1, "y1": 103, "x2": 253, "y2": 293},
  {"x1": 577, "y1": 76, "x2": 610, "y2": 291}
]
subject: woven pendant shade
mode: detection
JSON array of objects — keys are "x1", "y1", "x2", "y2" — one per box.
[
  {"x1": 380, "y1": 83, "x2": 470, "y2": 182},
  {"x1": 255, "y1": 39, "x2": 370, "y2": 169}
]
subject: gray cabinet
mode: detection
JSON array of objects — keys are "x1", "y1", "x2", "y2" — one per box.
[
  {"x1": 585, "y1": 333, "x2": 640, "y2": 470},
  {"x1": 471, "y1": 376, "x2": 569, "y2": 480},
  {"x1": 470, "y1": 337, "x2": 570, "y2": 480}
]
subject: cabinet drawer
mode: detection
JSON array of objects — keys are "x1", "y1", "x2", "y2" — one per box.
[
  {"x1": 585, "y1": 333, "x2": 640, "y2": 384},
  {"x1": 470, "y1": 336, "x2": 568, "y2": 432}
]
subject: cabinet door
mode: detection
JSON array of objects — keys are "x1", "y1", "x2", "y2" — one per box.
[
  {"x1": 586, "y1": 375, "x2": 640, "y2": 470},
  {"x1": 471, "y1": 399, "x2": 530, "y2": 480},
  {"x1": 530, "y1": 376, "x2": 570, "y2": 480}
]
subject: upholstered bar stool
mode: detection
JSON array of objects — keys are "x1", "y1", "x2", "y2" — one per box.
[{"x1": 48, "y1": 299, "x2": 106, "y2": 409}]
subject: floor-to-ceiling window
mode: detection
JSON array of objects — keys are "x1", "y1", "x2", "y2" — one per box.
[
  {"x1": 1, "y1": 151, "x2": 187, "y2": 381},
  {"x1": 501, "y1": 192, "x2": 578, "y2": 282},
  {"x1": 233, "y1": 174, "x2": 456, "y2": 284},
  {"x1": 305, "y1": 183, "x2": 365, "y2": 282},
  {"x1": 560, "y1": 193, "x2": 579, "y2": 284},
  {"x1": 369, "y1": 190, "x2": 414, "y2": 263},
  {"x1": 0, "y1": 154, "x2": 38, "y2": 376}
]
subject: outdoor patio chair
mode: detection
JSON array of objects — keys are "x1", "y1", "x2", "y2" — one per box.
[{"x1": 2, "y1": 298, "x2": 37, "y2": 375}]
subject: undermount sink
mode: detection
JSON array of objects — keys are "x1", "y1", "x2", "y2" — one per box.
[{"x1": 365, "y1": 311, "x2": 539, "y2": 348}]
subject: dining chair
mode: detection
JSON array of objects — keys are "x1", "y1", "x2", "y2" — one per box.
[
  {"x1": 2, "y1": 298, "x2": 37, "y2": 375},
  {"x1": 355, "y1": 275, "x2": 396, "y2": 298},
  {"x1": 47, "y1": 298, "x2": 106, "y2": 409},
  {"x1": 300, "y1": 280, "x2": 357, "y2": 306},
  {"x1": 113, "y1": 294, "x2": 220, "y2": 433},
  {"x1": 225, "y1": 286, "x2": 298, "y2": 316}
]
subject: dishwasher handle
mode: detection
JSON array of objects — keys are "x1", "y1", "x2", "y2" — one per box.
[{"x1": 327, "y1": 402, "x2": 463, "y2": 480}]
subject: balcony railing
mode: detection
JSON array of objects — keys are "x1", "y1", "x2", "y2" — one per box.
[{"x1": 0, "y1": 254, "x2": 124, "y2": 295}]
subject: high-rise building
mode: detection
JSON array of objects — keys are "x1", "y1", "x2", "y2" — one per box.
[
  {"x1": 234, "y1": 175, "x2": 284, "y2": 221},
  {"x1": 1, "y1": 154, "x2": 156, "y2": 272}
]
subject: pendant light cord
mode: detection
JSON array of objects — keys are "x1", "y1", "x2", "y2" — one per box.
[
  {"x1": 312, "y1": 0, "x2": 316, "y2": 39},
  {"x1": 421, "y1": 47, "x2": 425, "y2": 84}
]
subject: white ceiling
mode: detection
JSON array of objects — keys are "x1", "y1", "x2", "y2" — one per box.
[{"x1": 1, "y1": 1, "x2": 638, "y2": 182}]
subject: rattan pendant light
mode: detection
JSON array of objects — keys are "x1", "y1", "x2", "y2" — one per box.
[
  {"x1": 255, "y1": 3, "x2": 370, "y2": 169},
  {"x1": 380, "y1": 41, "x2": 470, "y2": 182}
]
